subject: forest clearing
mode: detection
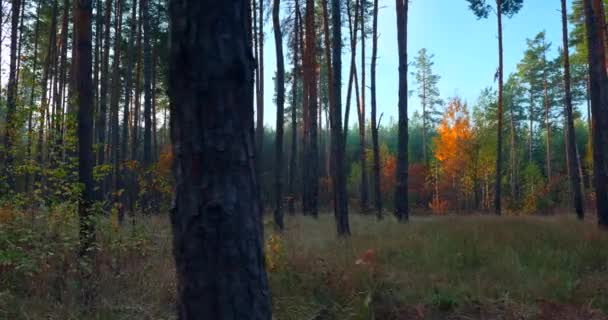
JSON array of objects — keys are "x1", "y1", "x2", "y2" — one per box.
[{"x1": 2, "y1": 212, "x2": 608, "y2": 319}]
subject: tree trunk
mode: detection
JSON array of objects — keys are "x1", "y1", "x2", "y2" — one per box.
[
  {"x1": 53, "y1": 0, "x2": 70, "y2": 163},
  {"x1": 142, "y1": 0, "x2": 152, "y2": 166},
  {"x1": 132, "y1": 2, "x2": 142, "y2": 160},
  {"x1": 26, "y1": 0, "x2": 43, "y2": 193},
  {"x1": 358, "y1": 0, "x2": 368, "y2": 211},
  {"x1": 110, "y1": 0, "x2": 122, "y2": 221},
  {"x1": 543, "y1": 45, "x2": 551, "y2": 181},
  {"x1": 288, "y1": 0, "x2": 300, "y2": 215},
  {"x1": 343, "y1": 0, "x2": 359, "y2": 147},
  {"x1": 561, "y1": 0, "x2": 584, "y2": 219},
  {"x1": 167, "y1": 0, "x2": 272, "y2": 317},
  {"x1": 273, "y1": 0, "x2": 285, "y2": 231},
  {"x1": 97, "y1": 0, "x2": 112, "y2": 169},
  {"x1": 15, "y1": 0, "x2": 24, "y2": 94},
  {"x1": 74, "y1": 0, "x2": 95, "y2": 257},
  {"x1": 331, "y1": 0, "x2": 349, "y2": 235},
  {"x1": 509, "y1": 94, "x2": 516, "y2": 200},
  {"x1": 304, "y1": 0, "x2": 318, "y2": 217},
  {"x1": 4, "y1": 0, "x2": 22, "y2": 189},
  {"x1": 122, "y1": 0, "x2": 137, "y2": 161},
  {"x1": 394, "y1": 0, "x2": 409, "y2": 222},
  {"x1": 37, "y1": 0, "x2": 58, "y2": 189},
  {"x1": 494, "y1": 0, "x2": 504, "y2": 215},
  {"x1": 371, "y1": 0, "x2": 381, "y2": 218},
  {"x1": 584, "y1": 0, "x2": 608, "y2": 227}
]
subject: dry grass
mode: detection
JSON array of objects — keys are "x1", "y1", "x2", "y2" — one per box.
[{"x1": 2, "y1": 210, "x2": 608, "y2": 319}]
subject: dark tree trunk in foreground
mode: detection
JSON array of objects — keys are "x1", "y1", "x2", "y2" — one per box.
[
  {"x1": 168, "y1": 0, "x2": 272, "y2": 318},
  {"x1": 331, "y1": 0, "x2": 350, "y2": 235},
  {"x1": 394, "y1": 0, "x2": 409, "y2": 222},
  {"x1": 561, "y1": 0, "x2": 584, "y2": 220},
  {"x1": 584, "y1": 0, "x2": 608, "y2": 227},
  {"x1": 74, "y1": 0, "x2": 95, "y2": 257},
  {"x1": 256, "y1": 0, "x2": 264, "y2": 168},
  {"x1": 273, "y1": 0, "x2": 285, "y2": 231},
  {"x1": 371, "y1": 0, "x2": 382, "y2": 218},
  {"x1": 494, "y1": 0, "x2": 504, "y2": 215}
]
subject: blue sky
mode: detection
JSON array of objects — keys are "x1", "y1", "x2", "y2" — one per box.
[{"x1": 261, "y1": 0, "x2": 570, "y2": 127}]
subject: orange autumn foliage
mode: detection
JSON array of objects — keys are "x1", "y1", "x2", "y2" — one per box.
[{"x1": 434, "y1": 97, "x2": 475, "y2": 179}]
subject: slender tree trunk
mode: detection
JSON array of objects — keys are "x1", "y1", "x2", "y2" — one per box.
[
  {"x1": 15, "y1": 0, "x2": 24, "y2": 93},
  {"x1": 142, "y1": 0, "x2": 152, "y2": 166},
  {"x1": 584, "y1": 0, "x2": 608, "y2": 227},
  {"x1": 168, "y1": 0, "x2": 272, "y2": 317},
  {"x1": 288, "y1": 0, "x2": 300, "y2": 215},
  {"x1": 358, "y1": 0, "x2": 368, "y2": 211},
  {"x1": 37, "y1": 0, "x2": 58, "y2": 188},
  {"x1": 96, "y1": 0, "x2": 111, "y2": 169},
  {"x1": 543, "y1": 48, "x2": 551, "y2": 181},
  {"x1": 343, "y1": 0, "x2": 359, "y2": 146},
  {"x1": 26, "y1": 0, "x2": 43, "y2": 193},
  {"x1": 371, "y1": 0, "x2": 381, "y2": 218},
  {"x1": 304, "y1": 0, "x2": 318, "y2": 217},
  {"x1": 394, "y1": 0, "x2": 409, "y2": 222},
  {"x1": 132, "y1": 3, "x2": 142, "y2": 160},
  {"x1": 93, "y1": 0, "x2": 102, "y2": 133},
  {"x1": 53, "y1": 0, "x2": 70, "y2": 163},
  {"x1": 74, "y1": 0, "x2": 95, "y2": 258},
  {"x1": 509, "y1": 95, "x2": 516, "y2": 200},
  {"x1": 4, "y1": 0, "x2": 21, "y2": 189},
  {"x1": 122, "y1": 0, "x2": 137, "y2": 161},
  {"x1": 561, "y1": 0, "x2": 584, "y2": 220},
  {"x1": 273, "y1": 0, "x2": 285, "y2": 231},
  {"x1": 110, "y1": 0, "x2": 122, "y2": 220},
  {"x1": 494, "y1": 0, "x2": 504, "y2": 215},
  {"x1": 330, "y1": 0, "x2": 349, "y2": 235}
]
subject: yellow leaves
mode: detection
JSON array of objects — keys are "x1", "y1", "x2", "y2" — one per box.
[
  {"x1": 0, "y1": 206, "x2": 15, "y2": 224},
  {"x1": 265, "y1": 233, "x2": 284, "y2": 272}
]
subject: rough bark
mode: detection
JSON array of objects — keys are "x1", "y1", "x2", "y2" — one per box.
[
  {"x1": 74, "y1": 0, "x2": 95, "y2": 257},
  {"x1": 561, "y1": 0, "x2": 584, "y2": 219},
  {"x1": 331, "y1": 0, "x2": 349, "y2": 235},
  {"x1": 4, "y1": 0, "x2": 22, "y2": 189},
  {"x1": 394, "y1": 0, "x2": 409, "y2": 222},
  {"x1": 371, "y1": 0, "x2": 381, "y2": 218},
  {"x1": 272, "y1": 0, "x2": 285, "y2": 231},
  {"x1": 167, "y1": 0, "x2": 272, "y2": 317},
  {"x1": 584, "y1": 0, "x2": 608, "y2": 227}
]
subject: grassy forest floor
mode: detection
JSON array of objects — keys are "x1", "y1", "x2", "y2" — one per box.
[{"x1": 2, "y1": 208, "x2": 608, "y2": 319}]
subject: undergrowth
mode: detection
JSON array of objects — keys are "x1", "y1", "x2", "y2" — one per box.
[{"x1": 1, "y1": 208, "x2": 607, "y2": 319}]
